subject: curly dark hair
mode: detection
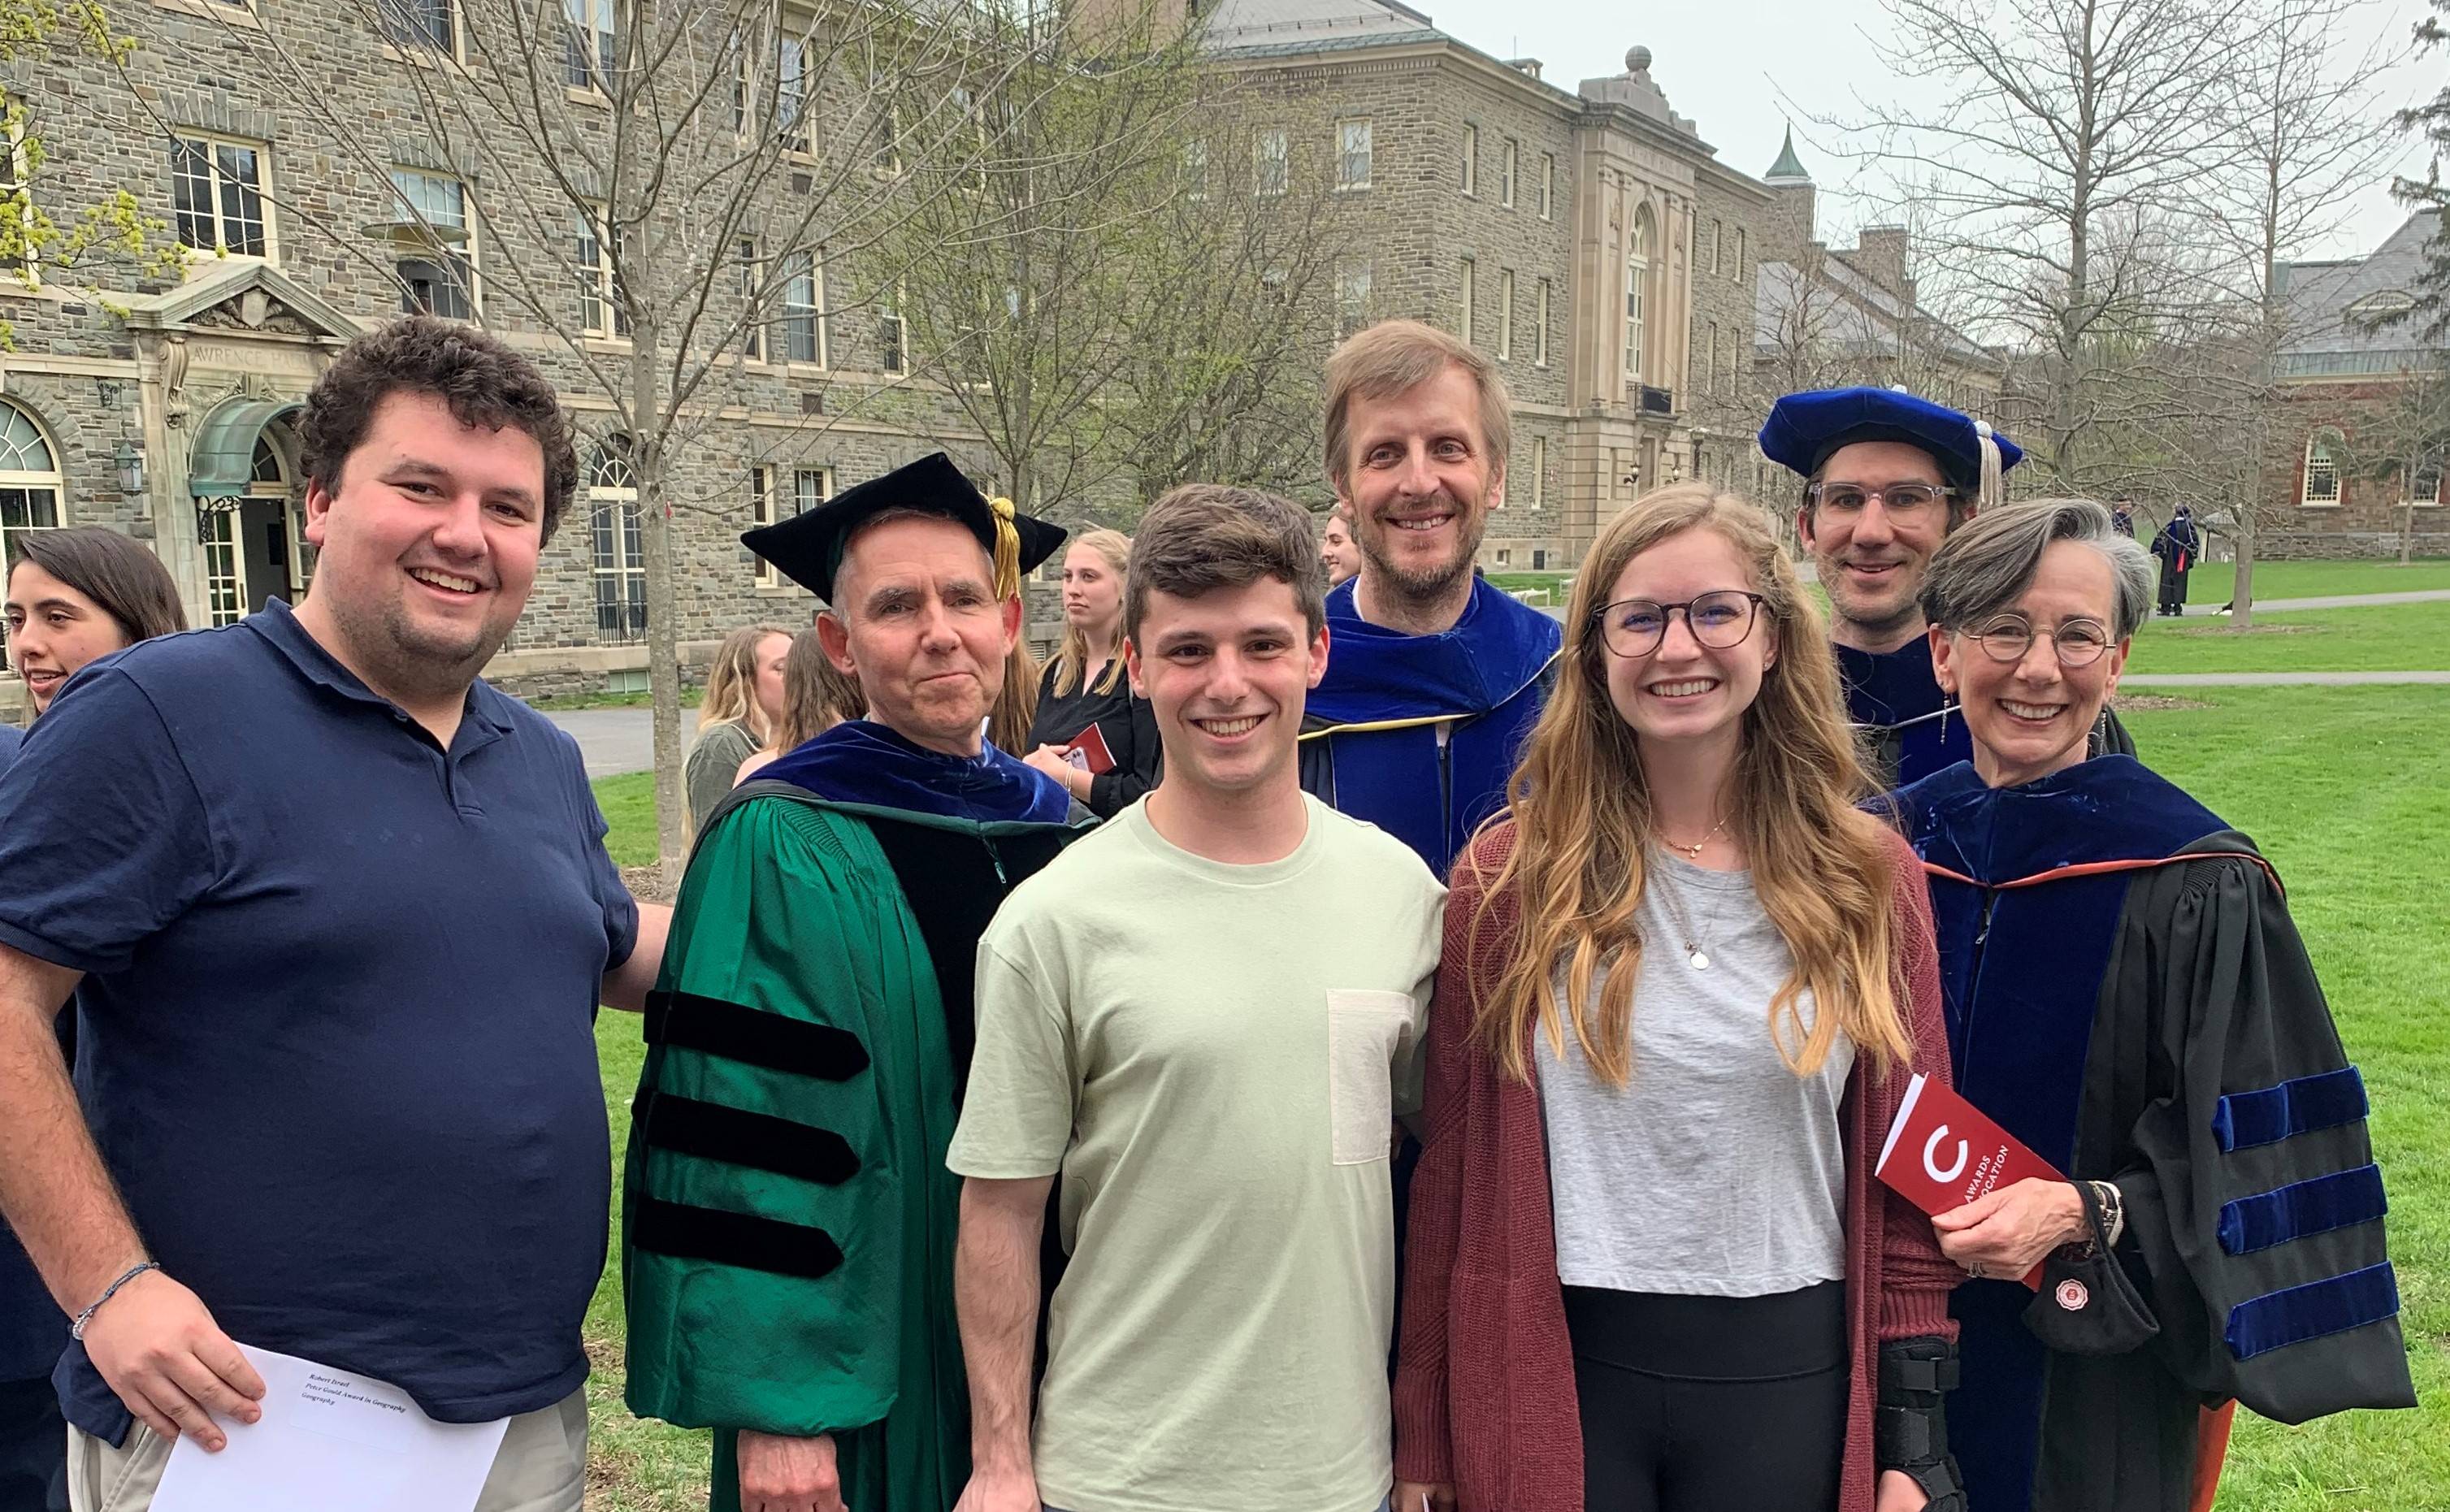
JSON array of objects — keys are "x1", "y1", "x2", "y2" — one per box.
[{"x1": 300, "y1": 316, "x2": 579, "y2": 543}]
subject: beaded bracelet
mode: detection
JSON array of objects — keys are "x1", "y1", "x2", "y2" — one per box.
[{"x1": 71, "y1": 1261, "x2": 161, "y2": 1343}]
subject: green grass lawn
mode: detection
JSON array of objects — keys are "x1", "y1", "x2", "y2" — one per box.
[
  {"x1": 2126, "y1": 601, "x2": 2450, "y2": 675},
  {"x1": 583, "y1": 686, "x2": 2448, "y2": 1509},
  {"x1": 2183, "y1": 558, "x2": 2450, "y2": 606}
]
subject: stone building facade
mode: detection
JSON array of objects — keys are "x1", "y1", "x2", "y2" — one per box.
[
  {"x1": 1207, "y1": 0, "x2": 1783, "y2": 572},
  {"x1": 2256, "y1": 214, "x2": 2450, "y2": 559},
  {"x1": 0, "y1": 0, "x2": 1797, "y2": 714}
]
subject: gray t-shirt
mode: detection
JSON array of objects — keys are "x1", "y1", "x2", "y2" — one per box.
[{"x1": 1537, "y1": 850, "x2": 1854, "y2": 1297}]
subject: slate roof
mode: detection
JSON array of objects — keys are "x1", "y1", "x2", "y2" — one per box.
[
  {"x1": 2276, "y1": 213, "x2": 2443, "y2": 376},
  {"x1": 1201, "y1": 0, "x2": 1446, "y2": 57}
]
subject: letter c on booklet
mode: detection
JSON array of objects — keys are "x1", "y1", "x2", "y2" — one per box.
[{"x1": 1924, "y1": 1125, "x2": 1970, "y2": 1186}]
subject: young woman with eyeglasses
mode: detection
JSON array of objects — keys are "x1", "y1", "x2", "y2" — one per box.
[{"x1": 1394, "y1": 485, "x2": 1967, "y2": 1512}]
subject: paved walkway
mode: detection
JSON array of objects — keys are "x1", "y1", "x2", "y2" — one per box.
[
  {"x1": 2120, "y1": 670, "x2": 2450, "y2": 687},
  {"x1": 2198, "y1": 588, "x2": 2450, "y2": 613},
  {"x1": 547, "y1": 707, "x2": 657, "y2": 778}
]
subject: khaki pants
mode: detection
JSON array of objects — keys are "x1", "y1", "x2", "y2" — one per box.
[{"x1": 66, "y1": 1387, "x2": 586, "y2": 1512}]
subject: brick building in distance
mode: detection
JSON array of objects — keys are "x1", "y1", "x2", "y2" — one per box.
[{"x1": 2259, "y1": 212, "x2": 2450, "y2": 559}]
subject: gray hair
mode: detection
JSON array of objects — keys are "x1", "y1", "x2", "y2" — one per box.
[{"x1": 1919, "y1": 497, "x2": 2155, "y2": 639}]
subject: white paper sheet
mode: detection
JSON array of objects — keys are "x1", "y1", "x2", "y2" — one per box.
[{"x1": 150, "y1": 1344, "x2": 510, "y2": 1512}]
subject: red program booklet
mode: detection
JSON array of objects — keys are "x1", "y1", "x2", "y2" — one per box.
[
  {"x1": 1875, "y1": 1072, "x2": 2064, "y2": 1289},
  {"x1": 1063, "y1": 721, "x2": 1117, "y2": 776}
]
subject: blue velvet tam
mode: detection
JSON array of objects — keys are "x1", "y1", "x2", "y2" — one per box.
[{"x1": 1758, "y1": 386, "x2": 2025, "y2": 492}]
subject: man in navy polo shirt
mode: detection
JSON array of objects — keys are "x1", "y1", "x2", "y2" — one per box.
[{"x1": 0, "y1": 316, "x2": 669, "y2": 1512}]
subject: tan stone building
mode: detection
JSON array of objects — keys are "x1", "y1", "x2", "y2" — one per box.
[{"x1": 1204, "y1": 0, "x2": 1781, "y2": 570}]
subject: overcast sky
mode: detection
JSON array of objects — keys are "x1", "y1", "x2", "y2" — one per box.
[{"x1": 1420, "y1": 0, "x2": 2439, "y2": 264}]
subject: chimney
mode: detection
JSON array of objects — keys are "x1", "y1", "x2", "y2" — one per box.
[{"x1": 1854, "y1": 226, "x2": 1914, "y2": 306}]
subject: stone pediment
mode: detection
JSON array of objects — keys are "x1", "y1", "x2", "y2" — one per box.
[{"x1": 119, "y1": 262, "x2": 365, "y2": 344}]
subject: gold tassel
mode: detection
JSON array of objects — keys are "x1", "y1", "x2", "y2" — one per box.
[{"x1": 987, "y1": 495, "x2": 1023, "y2": 600}]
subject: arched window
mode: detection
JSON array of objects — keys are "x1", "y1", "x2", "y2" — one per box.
[
  {"x1": 1624, "y1": 205, "x2": 1653, "y2": 382},
  {"x1": 2300, "y1": 429, "x2": 2343, "y2": 507},
  {"x1": 0, "y1": 400, "x2": 65, "y2": 668},
  {"x1": 590, "y1": 441, "x2": 646, "y2": 641}
]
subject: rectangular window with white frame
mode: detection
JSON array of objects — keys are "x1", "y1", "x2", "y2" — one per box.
[
  {"x1": 795, "y1": 467, "x2": 832, "y2": 518},
  {"x1": 379, "y1": 0, "x2": 456, "y2": 55},
  {"x1": 778, "y1": 34, "x2": 817, "y2": 153},
  {"x1": 172, "y1": 135, "x2": 273, "y2": 260},
  {"x1": 738, "y1": 237, "x2": 765, "y2": 361},
  {"x1": 1337, "y1": 119, "x2": 1371, "y2": 191},
  {"x1": 879, "y1": 282, "x2": 907, "y2": 373},
  {"x1": 1460, "y1": 123, "x2": 1477, "y2": 196},
  {"x1": 1336, "y1": 258, "x2": 1372, "y2": 337},
  {"x1": 1531, "y1": 435, "x2": 1547, "y2": 506},
  {"x1": 1534, "y1": 278, "x2": 1550, "y2": 367},
  {"x1": 782, "y1": 249, "x2": 825, "y2": 365},
  {"x1": 1710, "y1": 219, "x2": 1724, "y2": 275},
  {"x1": 565, "y1": 0, "x2": 615, "y2": 89},
  {"x1": 388, "y1": 167, "x2": 475, "y2": 318},
  {"x1": 1704, "y1": 319, "x2": 1718, "y2": 393},
  {"x1": 577, "y1": 206, "x2": 628, "y2": 339},
  {"x1": 1500, "y1": 140, "x2": 1516, "y2": 208},
  {"x1": 1734, "y1": 226, "x2": 1747, "y2": 280},
  {"x1": 1255, "y1": 128, "x2": 1288, "y2": 197},
  {"x1": 1184, "y1": 138, "x2": 1208, "y2": 201},
  {"x1": 1459, "y1": 256, "x2": 1476, "y2": 346},
  {"x1": 1539, "y1": 153, "x2": 1554, "y2": 219},
  {"x1": 751, "y1": 466, "x2": 779, "y2": 587},
  {"x1": 1497, "y1": 267, "x2": 1514, "y2": 360}
]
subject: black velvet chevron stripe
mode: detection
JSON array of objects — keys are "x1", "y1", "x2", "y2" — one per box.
[
  {"x1": 644, "y1": 990, "x2": 870, "y2": 1081},
  {"x1": 2211, "y1": 1065, "x2": 2366, "y2": 1152},
  {"x1": 2218, "y1": 1163, "x2": 2388, "y2": 1256},
  {"x1": 643, "y1": 1095, "x2": 859, "y2": 1186},
  {"x1": 2224, "y1": 1261, "x2": 2399, "y2": 1361},
  {"x1": 631, "y1": 1197, "x2": 845, "y2": 1280}
]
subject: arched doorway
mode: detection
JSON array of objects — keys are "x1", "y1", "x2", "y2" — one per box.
[{"x1": 190, "y1": 398, "x2": 311, "y2": 623}]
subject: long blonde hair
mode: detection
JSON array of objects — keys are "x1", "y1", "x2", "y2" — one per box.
[
  {"x1": 1049, "y1": 529, "x2": 1132, "y2": 698},
  {"x1": 1467, "y1": 484, "x2": 1910, "y2": 1086},
  {"x1": 698, "y1": 623, "x2": 792, "y2": 741}
]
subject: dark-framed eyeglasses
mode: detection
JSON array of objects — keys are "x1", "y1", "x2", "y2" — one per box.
[
  {"x1": 1958, "y1": 615, "x2": 2114, "y2": 667},
  {"x1": 1593, "y1": 591, "x2": 1768, "y2": 658},
  {"x1": 1806, "y1": 481, "x2": 1957, "y2": 516}
]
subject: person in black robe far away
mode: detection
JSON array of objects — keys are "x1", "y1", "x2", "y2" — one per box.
[
  {"x1": 1759, "y1": 387, "x2": 2132, "y2": 788},
  {"x1": 2150, "y1": 505, "x2": 2201, "y2": 616},
  {"x1": 1888, "y1": 498, "x2": 2414, "y2": 1512}
]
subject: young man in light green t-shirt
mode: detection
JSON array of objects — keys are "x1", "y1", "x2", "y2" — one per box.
[{"x1": 947, "y1": 484, "x2": 1445, "y2": 1512}]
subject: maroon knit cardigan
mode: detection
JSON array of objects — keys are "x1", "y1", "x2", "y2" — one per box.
[{"x1": 1392, "y1": 821, "x2": 1962, "y2": 1512}]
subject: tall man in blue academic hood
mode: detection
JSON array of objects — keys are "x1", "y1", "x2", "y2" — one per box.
[
  {"x1": 1761, "y1": 386, "x2": 2132, "y2": 787},
  {"x1": 620, "y1": 453, "x2": 1094, "y2": 1512},
  {"x1": 1300, "y1": 319, "x2": 1561, "y2": 880}
]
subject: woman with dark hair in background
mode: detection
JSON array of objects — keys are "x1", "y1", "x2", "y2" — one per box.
[
  {"x1": 0, "y1": 524, "x2": 187, "y2": 1512},
  {"x1": 7, "y1": 526, "x2": 189, "y2": 721},
  {"x1": 1024, "y1": 528, "x2": 1159, "y2": 817}
]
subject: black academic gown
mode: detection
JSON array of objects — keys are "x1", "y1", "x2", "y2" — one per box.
[
  {"x1": 1028, "y1": 660, "x2": 1161, "y2": 820},
  {"x1": 1840, "y1": 638, "x2": 2135, "y2": 789},
  {"x1": 2152, "y1": 519, "x2": 2200, "y2": 611},
  {"x1": 1892, "y1": 757, "x2": 2416, "y2": 1512}
]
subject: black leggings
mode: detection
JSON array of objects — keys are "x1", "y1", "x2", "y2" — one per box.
[{"x1": 1566, "y1": 1284, "x2": 1848, "y2": 1512}]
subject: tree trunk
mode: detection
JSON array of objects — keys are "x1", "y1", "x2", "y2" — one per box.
[
  {"x1": 627, "y1": 0, "x2": 687, "y2": 890},
  {"x1": 2406, "y1": 502, "x2": 2417, "y2": 565},
  {"x1": 2232, "y1": 432, "x2": 2260, "y2": 630}
]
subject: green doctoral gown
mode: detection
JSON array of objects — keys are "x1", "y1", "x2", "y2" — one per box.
[{"x1": 622, "y1": 768, "x2": 1089, "y2": 1512}]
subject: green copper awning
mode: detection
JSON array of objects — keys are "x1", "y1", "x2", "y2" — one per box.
[{"x1": 188, "y1": 396, "x2": 301, "y2": 500}]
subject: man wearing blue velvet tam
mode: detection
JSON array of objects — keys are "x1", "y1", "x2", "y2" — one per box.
[
  {"x1": 1760, "y1": 386, "x2": 2131, "y2": 786},
  {"x1": 622, "y1": 453, "x2": 1095, "y2": 1512},
  {"x1": 1301, "y1": 320, "x2": 1562, "y2": 880}
]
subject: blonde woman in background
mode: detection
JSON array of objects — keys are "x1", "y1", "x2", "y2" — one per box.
[
  {"x1": 1023, "y1": 528, "x2": 1160, "y2": 817},
  {"x1": 735, "y1": 628, "x2": 861, "y2": 786},
  {"x1": 687, "y1": 623, "x2": 791, "y2": 836}
]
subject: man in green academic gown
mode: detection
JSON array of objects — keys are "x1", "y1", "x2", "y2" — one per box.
[{"x1": 621, "y1": 453, "x2": 1090, "y2": 1512}]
